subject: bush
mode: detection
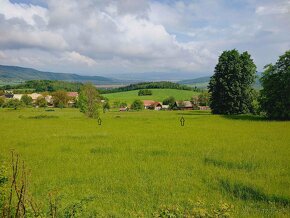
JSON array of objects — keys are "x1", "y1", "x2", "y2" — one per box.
[
  {"x1": 138, "y1": 89, "x2": 152, "y2": 96},
  {"x1": 162, "y1": 96, "x2": 175, "y2": 109},
  {"x1": 130, "y1": 99, "x2": 143, "y2": 110},
  {"x1": 21, "y1": 94, "x2": 33, "y2": 106},
  {"x1": 2, "y1": 99, "x2": 23, "y2": 109},
  {"x1": 35, "y1": 96, "x2": 47, "y2": 107},
  {"x1": 52, "y1": 90, "x2": 69, "y2": 108}
]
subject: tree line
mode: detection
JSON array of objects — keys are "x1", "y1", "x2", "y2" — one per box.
[
  {"x1": 99, "y1": 81, "x2": 199, "y2": 94},
  {"x1": 0, "y1": 80, "x2": 83, "y2": 93},
  {"x1": 209, "y1": 49, "x2": 290, "y2": 120}
]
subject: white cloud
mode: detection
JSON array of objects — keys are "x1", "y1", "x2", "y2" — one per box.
[{"x1": 0, "y1": 0, "x2": 289, "y2": 77}]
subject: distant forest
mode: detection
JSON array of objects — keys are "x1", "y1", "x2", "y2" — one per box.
[
  {"x1": 99, "y1": 81, "x2": 198, "y2": 94},
  {"x1": 1, "y1": 80, "x2": 200, "y2": 94},
  {"x1": 0, "y1": 80, "x2": 83, "y2": 93}
]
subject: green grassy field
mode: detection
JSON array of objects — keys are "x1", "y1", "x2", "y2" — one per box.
[
  {"x1": 103, "y1": 89, "x2": 199, "y2": 104},
  {"x1": 0, "y1": 108, "x2": 290, "y2": 217}
]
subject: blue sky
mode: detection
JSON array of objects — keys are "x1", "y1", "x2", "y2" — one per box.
[{"x1": 0, "y1": 0, "x2": 289, "y2": 76}]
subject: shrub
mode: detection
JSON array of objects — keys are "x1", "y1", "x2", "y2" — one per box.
[
  {"x1": 138, "y1": 89, "x2": 152, "y2": 96},
  {"x1": 2, "y1": 99, "x2": 23, "y2": 109},
  {"x1": 35, "y1": 96, "x2": 47, "y2": 107},
  {"x1": 131, "y1": 99, "x2": 143, "y2": 110},
  {"x1": 21, "y1": 94, "x2": 33, "y2": 106}
]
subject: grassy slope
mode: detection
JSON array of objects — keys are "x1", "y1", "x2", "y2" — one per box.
[
  {"x1": 103, "y1": 89, "x2": 199, "y2": 104},
  {"x1": 0, "y1": 108, "x2": 289, "y2": 216}
]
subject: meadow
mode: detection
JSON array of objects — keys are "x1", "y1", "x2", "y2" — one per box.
[
  {"x1": 103, "y1": 89, "x2": 199, "y2": 104},
  {"x1": 0, "y1": 108, "x2": 289, "y2": 217}
]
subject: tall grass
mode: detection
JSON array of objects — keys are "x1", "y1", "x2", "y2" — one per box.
[{"x1": 0, "y1": 108, "x2": 289, "y2": 217}]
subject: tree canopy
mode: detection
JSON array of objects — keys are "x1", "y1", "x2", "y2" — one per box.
[
  {"x1": 78, "y1": 83, "x2": 101, "y2": 118},
  {"x1": 259, "y1": 50, "x2": 290, "y2": 120},
  {"x1": 208, "y1": 49, "x2": 256, "y2": 114},
  {"x1": 130, "y1": 99, "x2": 143, "y2": 110}
]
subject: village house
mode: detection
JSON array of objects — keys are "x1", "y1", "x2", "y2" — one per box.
[
  {"x1": 12, "y1": 94, "x2": 23, "y2": 100},
  {"x1": 173, "y1": 101, "x2": 193, "y2": 110},
  {"x1": 45, "y1": 95, "x2": 53, "y2": 105},
  {"x1": 161, "y1": 105, "x2": 169, "y2": 110},
  {"x1": 142, "y1": 100, "x2": 162, "y2": 110},
  {"x1": 67, "y1": 92, "x2": 79, "y2": 107},
  {"x1": 119, "y1": 107, "x2": 128, "y2": 112},
  {"x1": 28, "y1": 93, "x2": 42, "y2": 102}
]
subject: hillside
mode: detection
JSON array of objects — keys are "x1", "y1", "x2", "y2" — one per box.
[
  {"x1": 0, "y1": 65, "x2": 123, "y2": 85},
  {"x1": 178, "y1": 74, "x2": 262, "y2": 89},
  {"x1": 103, "y1": 89, "x2": 199, "y2": 104}
]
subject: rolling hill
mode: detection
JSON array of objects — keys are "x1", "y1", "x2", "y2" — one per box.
[
  {"x1": 103, "y1": 89, "x2": 199, "y2": 104},
  {"x1": 0, "y1": 65, "x2": 124, "y2": 85},
  {"x1": 178, "y1": 74, "x2": 262, "y2": 89}
]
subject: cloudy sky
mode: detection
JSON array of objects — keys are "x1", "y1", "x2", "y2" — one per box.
[{"x1": 0, "y1": 0, "x2": 289, "y2": 77}]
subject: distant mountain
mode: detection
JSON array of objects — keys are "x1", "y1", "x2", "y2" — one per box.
[
  {"x1": 178, "y1": 74, "x2": 262, "y2": 89},
  {"x1": 107, "y1": 72, "x2": 204, "y2": 82},
  {"x1": 178, "y1": 76, "x2": 211, "y2": 85},
  {"x1": 0, "y1": 65, "x2": 125, "y2": 85}
]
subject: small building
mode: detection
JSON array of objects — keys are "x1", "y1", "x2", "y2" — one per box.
[
  {"x1": 119, "y1": 107, "x2": 128, "y2": 112},
  {"x1": 162, "y1": 105, "x2": 169, "y2": 110},
  {"x1": 28, "y1": 93, "x2": 42, "y2": 102},
  {"x1": 67, "y1": 92, "x2": 79, "y2": 107},
  {"x1": 45, "y1": 95, "x2": 53, "y2": 105},
  {"x1": 198, "y1": 106, "x2": 210, "y2": 110},
  {"x1": 67, "y1": 92, "x2": 79, "y2": 98},
  {"x1": 143, "y1": 100, "x2": 156, "y2": 109},
  {"x1": 173, "y1": 101, "x2": 193, "y2": 110},
  {"x1": 142, "y1": 100, "x2": 162, "y2": 110},
  {"x1": 13, "y1": 94, "x2": 23, "y2": 100}
]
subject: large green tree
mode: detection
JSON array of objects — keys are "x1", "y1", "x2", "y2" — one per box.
[
  {"x1": 259, "y1": 50, "x2": 290, "y2": 120},
  {"x1": 52, "y1": 90, "x2": 69, "y2": 108},
  {"x1": 208, "y1": 49, "x2": 256, "y2": 114},
  {"x1": 78, "y1": 83, "x2": 100, "y2": 118}
]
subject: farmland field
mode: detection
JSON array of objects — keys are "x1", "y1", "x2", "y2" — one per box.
[
  {"x1": 0, "y1": 108, "x2": 290, "y2": 217},
  {"x1": 103, "y1": 89, "x2": 199, "y2": 104}
]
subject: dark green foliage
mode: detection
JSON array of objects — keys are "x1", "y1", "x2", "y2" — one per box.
[
  {"x1": 162, "y1": 96, "x2": 175, "y2": 109},
  {"x1": 1, "y1": 80, "x2": 83, "y2": 92},
  {"x1": 78, "y1": 83, "x2": 100, "y2": 118},
  {"x1": 21, "y1": 94, "x2": 33, "y2": 106},
  {"x1": 138, "y1": 89, "x2": 152, "y2": 96},
  {"x1": 130, "y1": 99, "x2": 143, "y2": 110},
  {"x1": 209, "y1": 49, "x2": 256, "y2": 114},
  {"x1": 100, "y1": 81, "x2": 192, "y2": 94},
  {"x1": 259, "y1": 50, "x2": 290, "y2": 120}
]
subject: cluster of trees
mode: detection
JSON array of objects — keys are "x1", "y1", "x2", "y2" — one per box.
[
  {"x1": 138, "y1": 89, "x2": 152, "y2": 96},
  {"x1": 130, "y1": 99, "x2": 144, "y2": 110},
  {"x1": 1, "y1": 80, "x2": 83, "y2": 93},
  {"x1": 209, "y1": 49, "x2": 290, "y2": 120}
]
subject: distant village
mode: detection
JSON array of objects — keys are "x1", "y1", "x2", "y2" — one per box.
[{"x1": 0, "y1": 90, "x2": 210, "y2": 111}]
